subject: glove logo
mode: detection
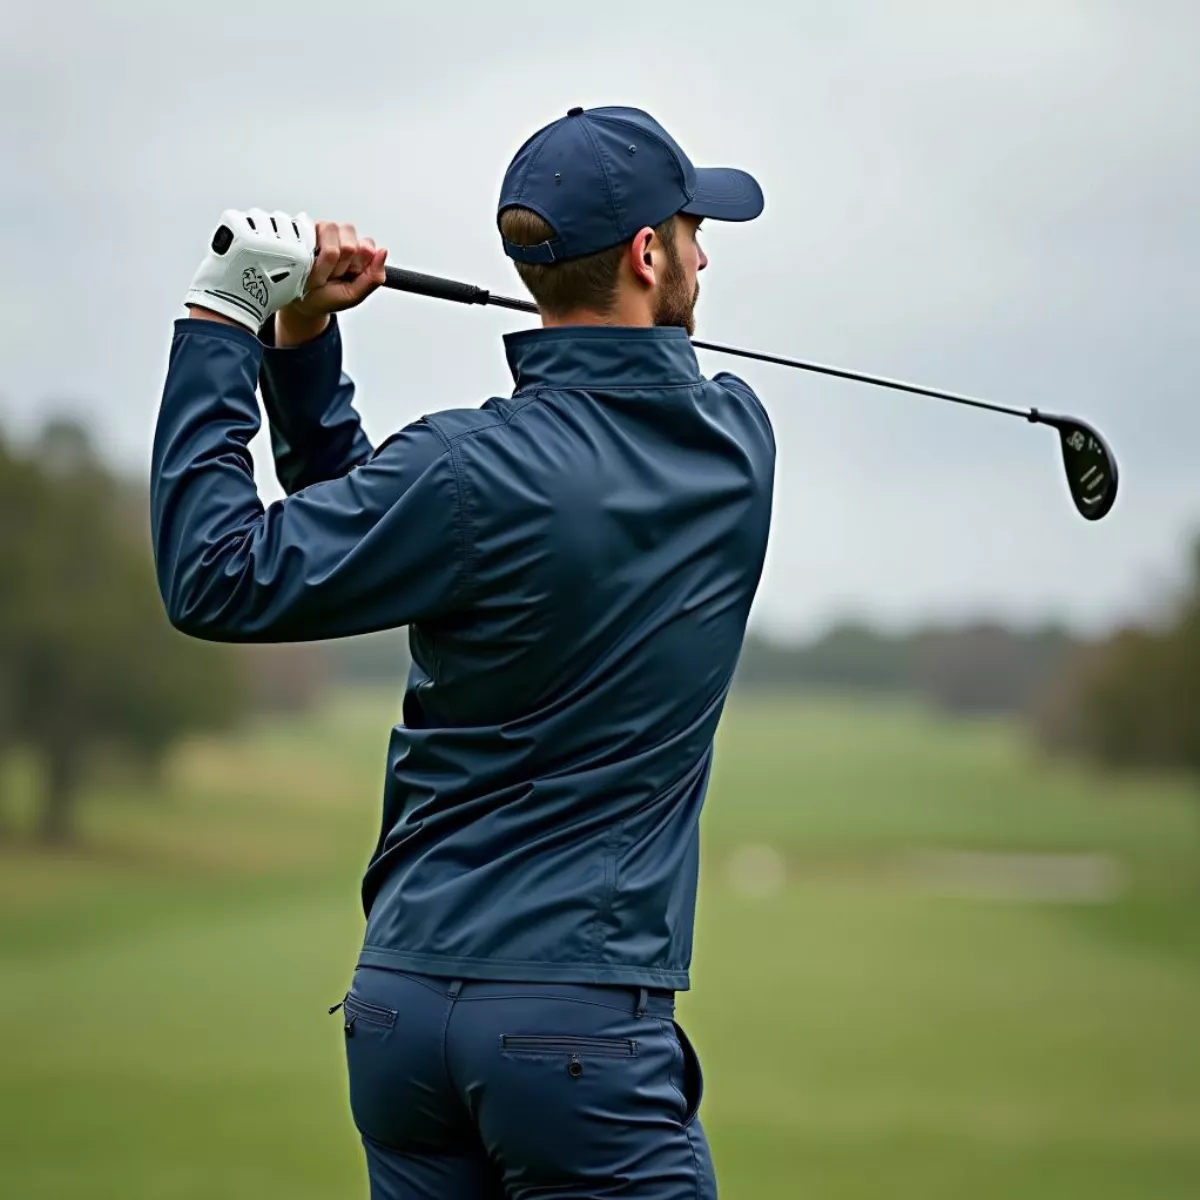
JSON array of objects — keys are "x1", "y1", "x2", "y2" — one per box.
[{"x1": 241, "y1": 266, "x2": 269, "y2": 308}]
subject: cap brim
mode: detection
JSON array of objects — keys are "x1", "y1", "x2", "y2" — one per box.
[{"x1": 681, "y1": 167, "x2": 764, "y2": 222}]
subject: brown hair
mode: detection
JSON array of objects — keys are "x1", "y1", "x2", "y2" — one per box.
[{"x1": 499, "y1": 207, "x2": 676, "y2": 317}]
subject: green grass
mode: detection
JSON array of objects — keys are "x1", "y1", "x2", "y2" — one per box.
[{"x1": 1, "y1": 690, "x2": 1198, "y2": 1198}]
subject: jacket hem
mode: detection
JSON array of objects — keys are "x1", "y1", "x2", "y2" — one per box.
[{"x1": 357, "y1": 944, "x2": 690, "y2": 990}]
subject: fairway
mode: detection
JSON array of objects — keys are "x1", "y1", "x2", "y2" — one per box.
[{"x1": 2, "y1": 690, "x2": 1198, "y2": 1198}]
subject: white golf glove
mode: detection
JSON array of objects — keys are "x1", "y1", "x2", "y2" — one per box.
[{"x1": 185, "y1": 208, "x2": 316, "y2": 332}]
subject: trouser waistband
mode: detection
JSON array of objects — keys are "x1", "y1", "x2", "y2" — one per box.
[{"x1": 362, "y1": 968, "x2": 676, "y2": 1019}]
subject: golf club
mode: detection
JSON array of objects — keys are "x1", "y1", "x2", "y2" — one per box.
[{"x1": 381, "y1": 265, "x2": 1119, "y2": 522}]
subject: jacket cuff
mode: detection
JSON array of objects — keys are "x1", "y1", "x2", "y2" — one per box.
[
  {"x1": 258, "y1": 312, "x2": 340, "y2": 353},
  {"x1": 174, "y1": 315, "x2": 265, "y2": 359}
]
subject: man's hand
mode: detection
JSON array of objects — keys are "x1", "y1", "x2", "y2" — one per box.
[
  {"x1": 276, "y1": 222, "x2": 389, "y2": 347},
  {"x1": 185, "y1": 208, "x2": 317, "y2": 333},
  {"x1": 185, "y1": 211, "x2": 388, "y2": 345}
]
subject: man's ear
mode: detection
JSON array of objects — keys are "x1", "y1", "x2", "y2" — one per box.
[{"x1": 629, "y1": 227, "x2": 657, "y2": 288}]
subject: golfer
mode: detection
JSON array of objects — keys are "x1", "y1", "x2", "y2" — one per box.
[{"x1": 152, "y1": 105, "x2": 773, "y2": 1198}]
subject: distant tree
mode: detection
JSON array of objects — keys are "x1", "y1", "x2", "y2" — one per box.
[
  {"x1": 0, "y1": 420, "x2": 243, "y2": 842},
  {"x1": 327, "y1": 628, "x2": 411, "y2": 686},
  {"x1": 113, "y1": 477, "x2": 328, "y2": 719},
  {"x1": 238, "y1": 642, "x2": 331, "y2": 713},
  {"x1": 913, "y1": 622, "x2": 1076, "y2": 717},
  {"x1": 1032, "y1": 535, "x2": 1200, "y2": 776},
  {"x1": 733, "y1": 620, "x2": 1076, "y2": 716},
  {"x1": 734, "y1": 623, "x2": 916, "y2": 693}
]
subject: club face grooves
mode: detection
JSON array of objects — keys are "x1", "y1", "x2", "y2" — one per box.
[{"x1": 1052, "y1": 418, "x2": 1119, "y2": 521}]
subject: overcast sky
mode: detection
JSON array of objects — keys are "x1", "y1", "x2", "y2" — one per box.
[{"x1": 2, "y1": 0, "x2": 1197, "y2": 638}]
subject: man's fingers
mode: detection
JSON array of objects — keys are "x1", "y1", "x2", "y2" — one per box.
[
  {"x1": 272, "y1": 210, "x2": 303, "y2": 246},
  {"x1": 245, "y1": 207, "x2": 274, "y2": 235},
  {"x1": 294, "y1": 212, "x2": 317, "y2": 254},
  {"x1": 287, "y1": 218, "x2": 384, "y2": 311},
  {"x1": 318, "y1": 220, "x2": 342, "y2": 257},
  {"x1": 223, "y1": 209, "x2": 256, "y2": 240},
  {"x1": 330, "y1": 223, "x2": 358, "y2": 279},
  {"x1": 344, "y1": 247, "x2": 389, "y2": 301},
  {"x1": 351, "y1": 236, "x2": 376, "y2": 277},
  {"x1": 308, "y1": 220, "x2": 342, "y2": 289}
]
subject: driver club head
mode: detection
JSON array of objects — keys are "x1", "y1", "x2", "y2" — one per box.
[{"x1": 1036, "y1": 413, "x2": 1119, "y2": 521}]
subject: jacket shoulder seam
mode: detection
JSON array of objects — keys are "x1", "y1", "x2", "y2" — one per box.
[
  {"x1": 406, "y1": 421, "x2": 474, "y2": 606},
  {"x1": 433, "y1": 391, "x2": 547, "y2": 446}
]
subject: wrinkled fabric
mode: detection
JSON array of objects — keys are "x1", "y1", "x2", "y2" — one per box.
[{"x1": 152, "y1": 317, "x2": 775, "y2": 989}]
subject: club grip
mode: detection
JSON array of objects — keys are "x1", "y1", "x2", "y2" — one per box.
[{"x1": 383, "y1": 266, "x2": 490, "y2": 306}]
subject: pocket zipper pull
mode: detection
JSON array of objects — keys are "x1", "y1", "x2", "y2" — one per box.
[
  {"x1": 567, "y1": 1054, "x2": 584, "y2": 1078},
  {"x1": 329, "y1": 999, "x2": 345, "y2": 1015}
]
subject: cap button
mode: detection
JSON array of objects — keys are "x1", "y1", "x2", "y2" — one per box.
[{"x1": 567, "y1": 106, "x2": 584, "y2": 117}]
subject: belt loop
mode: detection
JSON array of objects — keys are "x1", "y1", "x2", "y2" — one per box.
[
  {"x1": 635, "y1": 987, "x2": 648, "y2": 1019},
  {"x1": 447, "y1": 979, "x2": 463, "y2": 1000}
]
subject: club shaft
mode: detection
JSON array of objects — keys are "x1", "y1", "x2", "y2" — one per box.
[
  {"x1": 688, "y1": 340, "x2": 1030, "y2": 420},
  {"x1": 382, "y1": 265, "x2": 1034, "y2": 423}
]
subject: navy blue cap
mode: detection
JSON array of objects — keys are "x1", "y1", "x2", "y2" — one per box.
[{"x1": 498, "y1": 105, "x2": 764, "y2": 264}]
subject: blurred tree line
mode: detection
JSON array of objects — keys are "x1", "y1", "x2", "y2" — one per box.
[
  {"x1": 1033, "y1": 541, "x2": 1200, "y2": 776},
  {"x1": 2, "y1": 409, "x2": 1194, "y2": 843},
  {"x1": 734, "y1": 621, "x2": 1077, "y2": 715},
  {"x1": 0, "y1": 421, "x2": 241, "y2": 841},
  {"x1": 735, "y1": 537, "x2": 1200, "y2": 780},
  {"x1": 0, "y1": 416, "x2": 406, "y2": 843},
  {"x1": 277, "y1": 551, "x2": 1200, "y2": 779}
]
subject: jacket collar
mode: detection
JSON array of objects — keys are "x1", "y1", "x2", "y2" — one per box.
[{"x1": 504, "y1": 326, "x2": 701, "y2": 391}]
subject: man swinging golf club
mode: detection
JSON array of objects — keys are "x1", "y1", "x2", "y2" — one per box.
[{"x1": 152, "y1": 105, "x2": 773, "y2": 1198}]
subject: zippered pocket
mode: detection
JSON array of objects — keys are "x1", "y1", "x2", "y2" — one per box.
[
  {"x1": 343, "y1": 994, "x2": 397, "y2": 1031},
  {"x1": 500, "y1": 1034, "x2": 637, "y2": 1057}
]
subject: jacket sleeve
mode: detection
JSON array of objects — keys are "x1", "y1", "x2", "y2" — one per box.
[
  {"x1": 151, "y1": 318, "x2": 468, "y2": 643},
  {"x1": 257, "y1": 314, "x2": 374, "y2": 493}
]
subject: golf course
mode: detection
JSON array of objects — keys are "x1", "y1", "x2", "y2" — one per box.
[{"x1": 2, "y1": 688, "x2": 1198, "y2": 1198}]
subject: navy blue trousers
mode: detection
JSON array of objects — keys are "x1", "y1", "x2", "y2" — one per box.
[{"x1": 338, "y1": 967, "x2": 716, "y2": 1198}]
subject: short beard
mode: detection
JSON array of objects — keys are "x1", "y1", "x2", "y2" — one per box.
[{"x1": 652, "y1": 236, "x2": 699, "y2": 336}]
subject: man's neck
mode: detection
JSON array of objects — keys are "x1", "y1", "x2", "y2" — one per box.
[{"x1": 540, "y1": 296, "x2": 652, "y2": 329}]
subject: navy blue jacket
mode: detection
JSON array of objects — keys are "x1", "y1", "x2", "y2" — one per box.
[{"x1": 152, "y1": 315, "x2": 774, "y2": 989}]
